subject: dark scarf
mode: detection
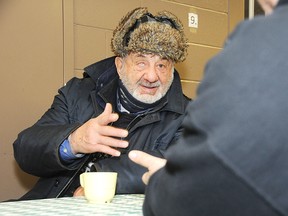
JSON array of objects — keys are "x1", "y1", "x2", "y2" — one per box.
[{"x1": 117, "y1": 79, "x2": 165, "y2": 114}]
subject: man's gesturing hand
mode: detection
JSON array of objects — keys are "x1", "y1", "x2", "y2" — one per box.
[{"x1": 69, "y1": 103, "x2": 128, "y2": 157}]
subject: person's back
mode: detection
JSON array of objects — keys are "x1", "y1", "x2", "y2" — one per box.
[{"x1": 131, "y1": 1, "x2": 288, "y2": 215}]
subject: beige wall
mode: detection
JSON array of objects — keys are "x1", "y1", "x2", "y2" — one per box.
[
  {"x1": 0, "y1": 0, "x2": 244, "y2": 201},
  {"x1": 0, "y1": 0, "x2": 64, "y2": 201}
]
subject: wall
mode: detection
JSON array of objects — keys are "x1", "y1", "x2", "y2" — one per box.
[
  {"x1": 0, "y1": 0, "x2": 244, "y2": 201},
  {"x1": 0, "y1": 0, "x2": 64, "y2": 201}
]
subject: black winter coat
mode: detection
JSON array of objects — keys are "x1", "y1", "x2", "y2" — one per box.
[{"x1": 13, "y1": 56, "x2": 190, "y2": 200}]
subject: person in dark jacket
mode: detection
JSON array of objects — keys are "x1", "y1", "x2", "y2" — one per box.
[
  {"x1": 13, "y1": 7, "x2": 190, "y2": 200},
  {"x1": 129, "y1": 0, "x2": 288, "y2": 215}
]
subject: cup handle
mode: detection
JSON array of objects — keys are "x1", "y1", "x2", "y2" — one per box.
[{"x1": 80, "y1": 173, "x2": 84, "y2": 187}]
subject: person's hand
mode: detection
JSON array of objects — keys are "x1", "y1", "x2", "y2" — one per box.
[
  {"x1": 69, "y1": 103, "x2": 128, "y2": 157},
  {"x1": 128, "y1": 150, "x2": 167, "y2": 184},
  {"x1": 257, "y1": 0, "x2": 278, "y2": 15},
  {"x1": 73, "y1": 186, "x2": 84, "y2": 197}
]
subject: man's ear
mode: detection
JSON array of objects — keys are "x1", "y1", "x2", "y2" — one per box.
[{"x1": 115, "y1": 57, "x2": 124, "y2": 77}]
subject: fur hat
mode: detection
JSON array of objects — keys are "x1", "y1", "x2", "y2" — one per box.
[{"x1": 111, "y1": 7, "x2": 188, "y2": 63}]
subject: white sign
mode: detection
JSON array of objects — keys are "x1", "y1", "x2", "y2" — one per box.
[{"x1": 188, "y1": 13, "x2": 198, "y2": 28}]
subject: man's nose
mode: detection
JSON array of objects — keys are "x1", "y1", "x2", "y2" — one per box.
[{"x1": 144, "y1": 67, "x2": 158, "y2": 82}]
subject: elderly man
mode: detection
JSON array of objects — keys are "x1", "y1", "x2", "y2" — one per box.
[
  {"x1": 13, "y1": 7, "x2": 190, "y2": 200},
  {"x1": 129, "y1": 0, "x2": 288, "y2": 215}
]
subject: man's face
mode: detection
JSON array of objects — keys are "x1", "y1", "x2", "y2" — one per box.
[{"x1": 115, "y1": 53, "x2": 174, "y2": 104}]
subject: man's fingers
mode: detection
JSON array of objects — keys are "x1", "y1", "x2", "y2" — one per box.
[
  {"x1": 97, "y1": 103, "x2": 119, "y2": 125},
  {"x1": 128, "y1": 150, "x2": 158, "y2": 169},
  {"x1": 95, "y1": 144, "x2": 123, "y2": 157},
  {"x1": 103, "y1": 103, "x2": 113, "y2": 114},
  {"x1": 98, "y1": 125, "x2": 128, "y2": 138},
  {"x1": 96, "y1": 135, "x2": 128, "y2": 149}
]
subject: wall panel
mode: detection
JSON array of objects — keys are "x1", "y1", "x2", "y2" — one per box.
[
  {"x1": 176, "y1": 45, "x2": 221, "y2": 81},
  {"x1": 168, "y1": 0, "x2": 228, "y2": 12},
  {"x1": 74, "y1": 0, "x2": 141, "y2": 29},
  {"x1": 0, "y1": 0, "x2": 64, "y2": 201},
  {"x1": 142, "y1": 0, "x2": 228, "y2": 47},
  {"x1": 181, "y1": 81, "x2": 199, "y2": 99},
  {"x1": 74, "y1": 25, "x2": 107, "y2": 69}
]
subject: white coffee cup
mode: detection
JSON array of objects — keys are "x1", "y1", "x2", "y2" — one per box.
[{"x1": 80, "y1": 172, "x2": 117, "y2": 204}]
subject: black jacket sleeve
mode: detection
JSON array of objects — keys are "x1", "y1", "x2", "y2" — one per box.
[{"x1": 13, "y1": 78, "x2": 88, "y2": 177}]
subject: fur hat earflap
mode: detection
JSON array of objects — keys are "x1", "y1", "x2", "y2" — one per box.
[{"x1": 111, "y1": 7, "x2": 188, "y2": 63}]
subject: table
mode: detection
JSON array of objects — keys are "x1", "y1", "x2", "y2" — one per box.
[{"x1": 0, "y1": 194, "x2": 144, "y2": 216}]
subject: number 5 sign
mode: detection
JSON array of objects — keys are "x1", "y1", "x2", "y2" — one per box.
[{"x1": 188, "y1": 13, "x2": 198, "y2": 28}]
